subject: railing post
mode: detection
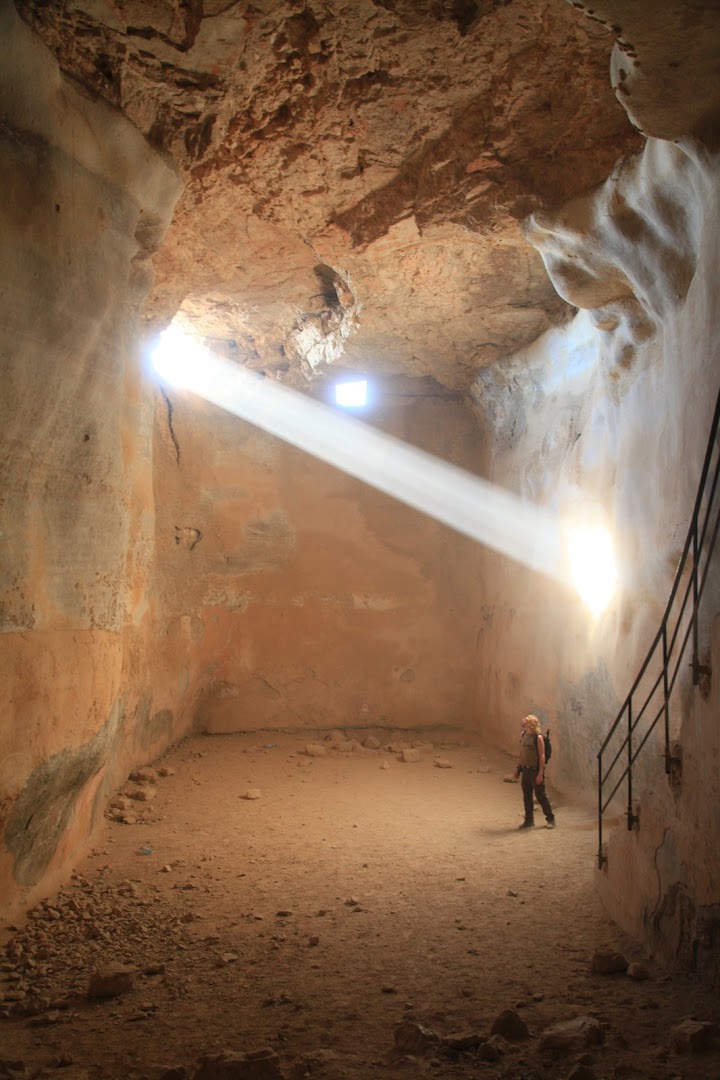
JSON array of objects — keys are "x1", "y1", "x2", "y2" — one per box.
[
  {"x1": 598, "y1": 752, "x2": 604, "y2": 868},
  {"x1": 692, "y1": 520, "x2": 700, "y2": 685},
  {"x1": 662, "y1": 625, "x2": 671, "y2": 773},
  {"x1": 627, "y1": 699, "x2": 635, "y2": 829}
]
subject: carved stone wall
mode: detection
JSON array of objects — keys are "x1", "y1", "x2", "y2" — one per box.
[
  {"x1": 0, "y1": 7, "x2": 181, "y2": 918},
  {"x1": 148, "y1": 379, "x2": 486, "y2": 736},
  {"x1": 472, "y1": 136, "x2": 720, "y2": 980}
]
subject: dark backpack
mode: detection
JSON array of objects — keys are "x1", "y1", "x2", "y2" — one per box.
[{"x1": 536, "y1": 729, "x2": 552, "y2": 763}]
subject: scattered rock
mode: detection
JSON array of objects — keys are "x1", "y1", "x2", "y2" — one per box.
[
  {"x1": 440, "y1": 1032, "x2": 482, "y2": 1052},
  {"x1": 27, "y1": 1010, "x2": 63, "y2": 1027},
  {"x1": 434, "y1": 758, "x2": 452, "y2": 768},
  {"x1": 478, "y1": 1035, "x2": 505, "y2": 1061},
  {"x1": 299, "y1": 1048, "x2": 340, "y2": 1068},
  {"x1": 380, "y1": 761, "x2": 390, "y2": 770},
  {"x1": 242, "y1": 789, "x2": 262, "y2": 800},
  {"x1": 157, "y1": 766, "x2": 176, "y2": 777},
  {"x1": 127, "y1": 786, "x2": 157, "y2": 802},
  {"x1": 363, "y1": 736, "x2": 381, "y2": 749},
  {"x1": 129, "y1": 767, "x2": 158, "y2": 784},
  {"x1": 215, "y1": 953, "x2": 239, "y2": 967},
  {"x1": 87, "y1": 964, "x2": 135, "y2": 1000},
  {"x1": 627, "y1": 961, "x2": 651, "y2": 980},
  {"x1": 490, "y1": 1008, "x2": 530, "y2": 1040},
  {"x1": 539, "y1": 1016, "x2": 604, "y2": 1053},
  {"x1": 671, "y1": 1018, "x2": 717, "y2": 1052},
  {"x1": 591, "y1": 949, "x2": 628, "y2": 974},
  {"x1": 108, "y1": 796, "x2": 134, "y2": 812},
  {"x1": 262, "y1": 992, "x2": 292, "y2": 1008},
  {"x1": 324, "y1": 730, "x2": 347, "y2": 745},
  {"x1": 400, "y1": 748, "x2": 420, "y2": 763},
  {"x1": 303, "y1": 743, "x2": 327, "y2": 757},
  {"x1": 192, "y1": 1047, "x2": 285, "y2": 1079},
  {"x1": 393, "y1": 1020, "x2": 439, "y2": 1055}
]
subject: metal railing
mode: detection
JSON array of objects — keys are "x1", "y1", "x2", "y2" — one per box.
[{"x1": 597, "y1": 382, "x2": 720, "y2": 868}]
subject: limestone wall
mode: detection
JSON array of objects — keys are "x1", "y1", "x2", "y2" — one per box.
[
  {"x1": 146, "y1": 379, "x2": 487, "y2": 736},
  {"x1": 472, "y1": 135, "x2": 720, "y2": 975},
  {"x1": 0, "y1": 8, "x2": 181, "y2": 919}
]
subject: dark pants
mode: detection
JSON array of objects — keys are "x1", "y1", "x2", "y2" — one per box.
[{"x1": 521, "y1": 767, "x2": 554, "y2": 824}]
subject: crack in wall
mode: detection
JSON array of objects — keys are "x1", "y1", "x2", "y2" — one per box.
[
  {"x1": 161, "y1": 387, "x2": 181, "y2": 465},
  {"x1": 650, "y1": 824, "x2": 671, "y2": 922}
]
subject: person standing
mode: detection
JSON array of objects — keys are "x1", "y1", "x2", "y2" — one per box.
[{"x1": 514, "y1": 714, "x2": 556, "y2": 829}]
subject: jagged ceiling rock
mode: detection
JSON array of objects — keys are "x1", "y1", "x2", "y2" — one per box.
[{"x1": 16, "y1": 0, "x2": 643, "y2": 389}]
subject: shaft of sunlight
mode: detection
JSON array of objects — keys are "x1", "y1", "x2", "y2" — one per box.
[{"x1": 150, "y1": 327, "x2": 617, "y2": 611}]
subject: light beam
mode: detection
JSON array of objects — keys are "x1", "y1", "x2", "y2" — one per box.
[{"x1": 150, "y1": 327, "x2": 617, "y2": 612}]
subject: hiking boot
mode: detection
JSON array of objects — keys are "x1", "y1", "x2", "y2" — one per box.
[
  {"x1": 546, "y1": 819, "x2": 556, "y2": 829},
  {"x1": 518, "y1": 820, "x2": 534, "y2": 829}
]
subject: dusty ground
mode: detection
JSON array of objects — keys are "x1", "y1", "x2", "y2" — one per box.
[{"x1": 2, "y1": 731, "x2": 719, "y2": 1080}]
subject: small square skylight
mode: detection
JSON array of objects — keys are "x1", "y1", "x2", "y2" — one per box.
[{"x1": 335, "y1": 379, "x2": 367, "y2": 407}]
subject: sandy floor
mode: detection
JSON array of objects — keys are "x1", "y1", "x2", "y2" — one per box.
[{"x1": 1, "y1": 730, "x2": 719, "y2": 1080}]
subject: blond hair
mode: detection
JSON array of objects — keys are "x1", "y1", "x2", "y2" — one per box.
[{"x1": 523, "y1": 714, "x2": 541, "y2": 734}]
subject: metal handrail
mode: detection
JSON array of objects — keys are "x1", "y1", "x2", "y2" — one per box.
[{"x1": 598, "y1": 383, "x2": 720, "y2": 868}]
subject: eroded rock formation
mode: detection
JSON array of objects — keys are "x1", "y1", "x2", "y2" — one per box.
[{"x1": 16, "y1": 0, "x2": 642, "y2": 387}]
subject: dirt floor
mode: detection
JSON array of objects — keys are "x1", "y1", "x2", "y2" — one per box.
[{"x1": 2, "y1": 730, "x2": 719, "y2": 1080}]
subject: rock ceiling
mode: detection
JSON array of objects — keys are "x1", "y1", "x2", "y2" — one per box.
[{"x1": 16, "y1": 0, "x2": 649, "y2": 391}]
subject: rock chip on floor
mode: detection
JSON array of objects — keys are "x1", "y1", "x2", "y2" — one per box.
[
  {"x1": 127, "y1": 786, "x2": 157, "y2": 802},
  {"x1": 393, "y1": 1019, "x2": 439, "y2": 1055},
  {"x1": 490, "y1": 1008, "x2": 530, "y2": 1040},
  {"x1": 591, "y1": 949, "x2": 628, "y2": 974},
  {"x1": 87, "y1": 964, "x2": 135, "y2": 1000},
  {"x1": 671, "y1": 1018, "x2": 717, "y2": 1052},
  {"x1": 192, "y1": 1048, "x2": 285, "y2": 1079},
  {"x1": 478, "y1": 1035, "x2": 506, "y2": 1061},
  {"x1": 130, "y1": 767, "x2": 158, "y2": 784},
  {"x1": 539, "y1": 1016, "x2": 604, "y2": 1052},
  {"x1": 439, "y1": 1032, "x2": 482, "y2": 1051}
]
